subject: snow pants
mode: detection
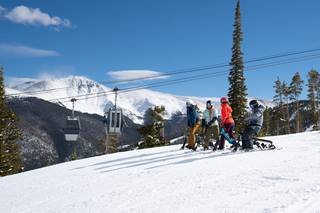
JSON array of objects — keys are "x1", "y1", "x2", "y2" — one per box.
[
  {"x1": 204, "y1": 125, "x2": 220, "y2": 149},
  {"x1": 242, "y1": 125, "x2": 261, "y2": 149},
  {"x1": 188, "y1": 122, "x2": 201, "y2": 149},
  {"x1": 219, "y1": 123, "x2": 235, "y2": 149}
]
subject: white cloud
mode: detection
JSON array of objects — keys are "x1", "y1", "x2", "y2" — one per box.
[
  {"x1": 5, "y1": 77, "x2": 38, "y2": 87},
  {"x1": 0, "y1": 43, "x2": 60, "y2": 57},
  {"x1": 37, "y1": 65, "x2": 75, "y2": 79},
  {"x1": 5, "y1": 65, "x2": 75, "y2": 86},
  {"x1": 0, "y1": 5, "x2": 73, "y2": 29},
  {"x1": 0, "y1": 5, "x2": 5, "y2": 15},
  {"x1": 108, "y1": 70, "x2": 169, "y2": 82}
]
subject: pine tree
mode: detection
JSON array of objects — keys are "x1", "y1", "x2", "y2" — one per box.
[
  {"x1": 273, "y1": 77, "x2": 284, "y2": 106},
  {"x1": 260, "y1": 107, "x2": 271, "y2": 136},
  {"x1": 273, "y1": 77, "x2": 285, "y2": 135},
  {"x1": 307, "y1": 69, "x2": 319, "y2": 128},
  {"x1": 0, "y1": 67, "x2": 23, "y2": 176},
  {"x1": 138, "y1": 106, "x2": 168, "y2": 149},
  {"x1": 282, "y1": 82, "x2": 291, "y2": 134},
  {"x1": 269, "y1": 107, "x2": 282, "y2": 135},
  {"x1": 228, "y1": 0, "x2": 248, "y2": 133},
  {"x1": 70, "y1": 150, "x2": 78, "y2": 161},
  {"x1": 289, "y1": 72, "x2": 304, "y2": 133}
]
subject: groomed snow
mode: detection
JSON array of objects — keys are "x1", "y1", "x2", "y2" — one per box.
[{"x1": 1, "y1": 132, "x2": 320, "y2": 213}]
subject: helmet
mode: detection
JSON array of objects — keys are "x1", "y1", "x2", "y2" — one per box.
[
  {"x1": 186, "y1": 99, "x2": 194, "y2": 107},
  {"x1": 220, "y1": 97, "x2": 228, "y2": 104},
  {"x1": 206, "y1": 100, "x2": 212, "y2": 108},
  {"x1": 249, "y1": 100, "x2": 259, "y2": 109}
]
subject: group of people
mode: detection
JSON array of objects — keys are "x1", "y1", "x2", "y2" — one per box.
[{"x1": 185, "y1": 97, "x2": 265, "y2": 151}]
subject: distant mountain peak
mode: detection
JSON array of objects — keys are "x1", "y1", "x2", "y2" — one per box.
[{"x1": 6, "y1": 75, "x2": 274, "y2": 124}]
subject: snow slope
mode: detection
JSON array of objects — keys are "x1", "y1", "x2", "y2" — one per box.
[
  {"x1": 5, "y1": 88, "x2": 27, "y2": 96},
  {"x1": 6, "y1": 76, "x2": 274, "y2": 124},
  {"x1": 1, "y1": 132, "x2": 320, "y2": 213}
]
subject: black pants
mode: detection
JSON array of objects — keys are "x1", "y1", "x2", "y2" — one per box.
[{"x1": 242, "y1": 126, "x2": 260, "y2": 149}]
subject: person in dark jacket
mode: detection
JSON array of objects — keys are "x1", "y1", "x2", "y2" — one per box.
[
  {"x1": 186, "y1": 99, "x2": 200, "y2": 150},
  {"x1": 242, "y1": 100, "x2": 266, "y2": 149}
]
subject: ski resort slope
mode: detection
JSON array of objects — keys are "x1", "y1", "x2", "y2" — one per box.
[{"x1": 1, "y1": 132, "x2": 320, "y2": 213}]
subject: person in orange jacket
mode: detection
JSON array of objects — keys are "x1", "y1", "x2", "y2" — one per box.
[{"x1": 216, "y1": 97, "x2": 235, "y2": 150}]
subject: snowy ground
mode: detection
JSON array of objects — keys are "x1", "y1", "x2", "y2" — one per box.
[{"x1": 1, "y1": 132, "x2": 320, "y2": 213}]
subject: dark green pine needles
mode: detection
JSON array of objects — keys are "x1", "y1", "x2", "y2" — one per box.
[
  {"x1": 0, "y1": 66, "x2": 23, "y2": 176},
  {"x1": 228, "y1": 0, "x2": 248, "y2": 133}
]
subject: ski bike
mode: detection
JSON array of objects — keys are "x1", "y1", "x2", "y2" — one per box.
[
  {"x1": 181, "y1": 126, "x2": 276, "y2": 151},
  {"x1": 220, "y1": 127, "x2": 276, "y2": 151}
]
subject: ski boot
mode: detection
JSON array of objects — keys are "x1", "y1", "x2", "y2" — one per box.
[
  {"x1": 232, "y1": 142, "x2": 241, "y2": 152},
  {"x1": 212, "y1": 145, "x2": 217, "y2": 151}
]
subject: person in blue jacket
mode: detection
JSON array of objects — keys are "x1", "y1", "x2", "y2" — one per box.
[{"x1": 186, "y1": 99, "x2": 200, "y2": 150}]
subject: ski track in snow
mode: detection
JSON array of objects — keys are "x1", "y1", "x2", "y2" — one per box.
[{"x1": 1, "y1": 132, "x2": 320, "y2": 213}]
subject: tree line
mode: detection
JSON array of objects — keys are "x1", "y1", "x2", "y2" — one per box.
[{"x1": 261, "y1": 70, "x2": 320, "y2": 136}]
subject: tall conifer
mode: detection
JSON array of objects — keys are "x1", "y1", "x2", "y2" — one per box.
[
  {"x1": 307, "y1": 69, "x2": 319, "y2": 128},
  {"x1": 228, "y1": 0, "x2": 248, "y2": 133},
  {"x1": 289, "y1": 72, "x2": 304, "y2": 132},
  {"x1": 0, "y1": 67, "x2": 22, "y2": 176}
]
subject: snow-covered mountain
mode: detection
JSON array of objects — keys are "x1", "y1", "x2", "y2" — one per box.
[
  {"x1": 1, "y1": 131, "x2": 320, "y2": 212},
  {"x1": 6, "y1": 76, "x2": 274, "y2": 124}
]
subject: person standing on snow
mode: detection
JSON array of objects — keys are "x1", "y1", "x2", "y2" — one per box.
[
  {"x1": 186, "y1": 99, "x2": 201, "y2": 150},
  {"x1": 203, "y1": 100, "x2": 220, "y2": 150},
  {"x1": 241, "y1": 100, "x2": 266, "y2": 150},
  {"x1": 218, "y1": 97, "x2": 235, "y2": 150}
]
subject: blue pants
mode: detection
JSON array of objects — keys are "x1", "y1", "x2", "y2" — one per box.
[{"x1": 219, "y1": 123, "x2": 235, "y2": 149}]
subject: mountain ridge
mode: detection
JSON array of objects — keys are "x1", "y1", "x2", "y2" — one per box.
[{"x1": 6, "y1": 75, "x2": 275, "y2": 124}]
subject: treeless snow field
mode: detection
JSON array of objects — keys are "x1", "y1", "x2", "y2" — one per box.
[{"x1": 1, "y1": 131, "x2": 320, "y2": 213}]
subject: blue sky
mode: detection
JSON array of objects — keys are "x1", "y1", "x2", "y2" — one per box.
[{"x1": 1, "y1": 0, "x2": 320, "y2": 99}]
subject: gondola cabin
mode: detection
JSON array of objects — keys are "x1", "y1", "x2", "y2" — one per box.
[
  {"x1": 64, "y1": 116, "x2": 81, "y2": 141},
  {"x1": 105, "y1": 108, "x2": 123, "y2": 134}
]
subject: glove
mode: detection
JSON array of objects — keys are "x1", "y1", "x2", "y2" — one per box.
[{"x1": 208, "y1": 117, "x2": 217, "y2": 126}]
